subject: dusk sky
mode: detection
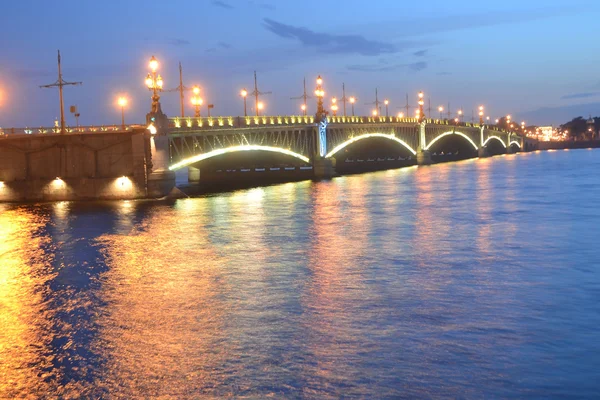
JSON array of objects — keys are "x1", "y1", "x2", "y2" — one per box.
[{"x1": 1, "y1": 0, "x2": 599, "y2": 128}]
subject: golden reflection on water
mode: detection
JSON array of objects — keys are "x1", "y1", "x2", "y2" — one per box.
[
  {"x1": 0, "y1": 208, "x2": 57, "y2": 397},
  {"x1": 94, "y1": 201, "x2": 229, "y2": 397}
]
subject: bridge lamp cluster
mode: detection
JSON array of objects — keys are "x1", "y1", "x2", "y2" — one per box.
[
  {"x1": 191, "y1": 86, "x2": 203, "y2": 117},
  {"x1": 331, "y1": 97, "x2": 338, "y2": 116},
  {"x1": 315, "y1": 75, "x2": 325, "y2": 117},
  {"x1": 145, "y1": 56, "x2": 163, "y2": 114},
  {"x1": 418, "y1": 91, "x2": 425, "y2": 120},
  {"x1": 479, "y1": 106, "x2": 484, "y2": 124}
]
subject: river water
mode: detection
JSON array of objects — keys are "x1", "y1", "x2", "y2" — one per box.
[{"x1": 1, "y1": 150, "x2": 599, "y2": 399}]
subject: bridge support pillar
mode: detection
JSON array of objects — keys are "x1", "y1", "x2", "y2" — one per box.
[
  {"x1": 313, "y1": 157, "x2": 336, "y2": 179},
  {"x1": 478, "y1": 147, "x2": 489, "y2": 158},
  {"x1": 416, "y1": 150, "x2": 432, "y2": 165},
  {"x1": 147, "y1": 135, "x2": 176, "y2": 198},
  {"x1": 506, "y1": 146, "x2": 515, "y2": 154},
  {"x1": 188, "y1": 166, "x2": 201, "y2": 184}
]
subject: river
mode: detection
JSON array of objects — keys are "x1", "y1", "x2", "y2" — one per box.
[{"x1": 1, "y1": 149, "x2": 599, "y2": 398}]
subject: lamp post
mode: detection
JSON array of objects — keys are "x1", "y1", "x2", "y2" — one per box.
[
  {"x1": 240, "y1": 89, "x2": 248, "y2": 116},
  {"x1": 145, "y1": 55, "x2": 163, "y2": 114},
  {"x1": 438, "y1": 106, "x2": 444, "y2": 120},
  {"x1": 349, "y1": 96, "x2": 356, "y2": 116},
  {"x1": 118, "y1": 96, "x2": 127, "y2": 129},
  {"x1": 418, "y1": 91, "x2": 425, "y2": 121},
  {"x1": 372, "y1": 109, "x2": 378, "y2": 117},
  {"x1": 315, "y1": 75, "x2": 325, "y2": 119},
  {"x1": 384, "y1": 99, "x2": 389, "y2": 117},
  {"x1": 458, "y1": 109, "x2": 463, "y2": 122},
  {"x1": 191, "y1": 85, "x2": 203, "y2": 117},
  {"x1": 397, "y1": 112, "x2": 404, "y2": 119},
  {"x1": 257, "y1": 101, "x2": 264, "y2": 116},
  {"x1": 331, "y1": 97, "x2": 338, "y2": 117},
  {"x1": 301, "y1": 104, "x2": 307, "y2": 116},
  {"x1": 479, "y1": 105, "x2": 484, "y2": 124}
]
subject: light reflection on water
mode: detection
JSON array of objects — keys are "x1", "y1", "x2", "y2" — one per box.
[{"x1": 1, "y1": 150, "x2": 600, "y2": 398}]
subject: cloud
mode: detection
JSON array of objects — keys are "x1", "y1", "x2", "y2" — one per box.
[
  {"x1": 347, "y1": 61, "x2": 427, "y2": 72},
  {"x1": 167, "y1": 38, "x2": 191, "y2": 46},
  {"x1": 561, "y1": 92, "x2": 600, "y2": 100},
  {"x1": 262, "y1": 18, "x2": 397, "y2": 56},
  {"x1": 249, "y1": 1, "x2": 276, "y2": 10},
  {"x1": 437, "y1": 72, "x2": 452, "y2": 76},
  {"x1": 413, "y1": 50, "x2": 427, "y2": 57},
  {"x1": 519, "y1": 102, "x2": 600, "y2": 126},
  {"x1": 218, "y1": 42, "x2": 232, "y2": 49},
  {"x1": 211, "y1": 0, "x2": 233, "y2": 9}
]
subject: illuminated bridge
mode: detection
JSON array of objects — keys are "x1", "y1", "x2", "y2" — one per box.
[{"x1": 163, "y1": 115, "x2": 526, "y2": 182}]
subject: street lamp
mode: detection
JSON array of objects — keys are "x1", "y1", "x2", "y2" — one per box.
[
  {"x1": 257, "y1": 101, "x2": 264, "y2": 116},
  {"x1": 458, "y1": 109, "x2": 463, "y2": 122},
  {"x1": 191, "y1": 85, "x2": 203, "y2": 117},
  {"x1": 438, "y1": 106, "x2": 444, "y2": 120},
  {"x1": 240, "y1": 88, "x2": 248, "y2": 116},
  {"x1": 145, "y1": 55, "x2": 163, "y2": 114},
  {"x1": 384, "y1": 99, "x2": 389, "y2": 117},
  {"x1": 315, "y1": 75, "x2": 325, "y2": 118},
  {"x1": 118, "y1": 96, "x2": 127, "y2": 129},
  {"x1": 301, "y1": 104, "x2": 307, "y2": 115},
  {"x1": 479, "y1": 105, "x2": 484, "y2": 124},
  {"x1": 372, "y1": 109, "x2": 378, "y2": 116},
  {"x1": 418, "y1": 91, "x2": 425, "y2": 121},
  {"x1": 349, "y1": 96, "x2": 356, "y2": 116},
  {"x1": 397, "y1": 112, "x2": 404, "y2": 119}
]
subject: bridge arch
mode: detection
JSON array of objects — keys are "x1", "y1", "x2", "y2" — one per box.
[
  {"x1": 325, "y1": 133, "x2": 417, "y2": 158},
  {"x1": 168, "y1": 145, "x2": 310, "y2": 171},
  {"x1": 509, "y1": 140, "x2": 521, "y2": 149},
  {"x1": 482, "y1": 136, "x2": 507, "y2": 148},
  {"x1": 425, "y1": 131, "x2": 478, "y2": 151}
]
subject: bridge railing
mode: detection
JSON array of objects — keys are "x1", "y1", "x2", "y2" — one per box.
[
  {"x1": 0, "y1": 125, "x2": 141, "y2": 137},
  {"x1": 170, "y1": 115, "x2": 316, "y2": 130}
]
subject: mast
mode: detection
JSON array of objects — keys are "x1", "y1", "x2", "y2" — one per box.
[{"x1": 40, "y1": 50, "x2": 82, "y2": 134}]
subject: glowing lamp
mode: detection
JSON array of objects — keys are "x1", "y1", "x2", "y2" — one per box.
[
  {"x1": 240, "y1": 89, "x2": 247, "y2": 97},
  {"x1": 149, "y1": 56, "x2": 158, "y2": 72}
]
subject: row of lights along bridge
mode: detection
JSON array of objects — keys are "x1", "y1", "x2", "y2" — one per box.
[{"x1": 139, "y1": 56, "x2": 526, "y2": 130}]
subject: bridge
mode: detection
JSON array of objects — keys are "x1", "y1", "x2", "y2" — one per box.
[{"x1": 162, "y1": 114, "x2": 527, "y2": 182}]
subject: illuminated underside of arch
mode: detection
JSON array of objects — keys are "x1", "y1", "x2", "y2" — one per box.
[
  {"x1": 509, "y1": 140, "x2": 522, "y2": 148},
  {"x1": 425, "y1": 131, "x2": 479, "y2": 151},
  {"x1": 325, "y1": 133, "x2": 417, "y2": 158},
  {"x1": 483, "y1": 136, "x2": 507, "y2": 148},
  {"x1": 168, "y1": 145, "x2": 310, "y2": 171}
]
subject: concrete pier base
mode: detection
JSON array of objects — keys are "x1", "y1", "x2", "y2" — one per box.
[
  {"x1": 506, "y1": 146, "x2": 515, "y2": 154},
  {"x1": 313, "y1": 158, "x2": 336, "y2": 179},
  {"x1": 147, "y1": 170, "x2": 176, "y2": 198},
  {"x1": 478, "y1": 147, "x2": 489, "y2": 158},
  {"x1": 417, "y1": 150, "x2": 432, "y2": 165},
  {"x1": 188, "y1": 166, "x2": 201, "y2": 184}
]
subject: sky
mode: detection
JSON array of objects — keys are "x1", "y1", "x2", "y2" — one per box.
[{"x1": 1, "y1": 0, "x2": 599, "y2": 128}]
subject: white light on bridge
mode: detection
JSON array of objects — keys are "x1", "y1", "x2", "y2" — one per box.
[
  {"x1": 168, "y1": 145, "x2": 310, "y2": 171},
  {"x1": 325, "y1": 133, "x2": 417, "y2": 159}
]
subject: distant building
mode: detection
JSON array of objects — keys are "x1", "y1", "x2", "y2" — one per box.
[{"x1": 587, "y1": 116, "x2": 596, "y2": 140}]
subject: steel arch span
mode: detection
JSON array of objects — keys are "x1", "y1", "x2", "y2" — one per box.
[
  {"x1": 169, "y1": 145, "x2": 310, "y2": 171},
  {"x1": 425, "y1": 131, "x2": 479, "y2": 151},
  {"x1": 483, "y1": 136, "x2": 507, "y2": 148},
  {"x1": 325, "y1": 133, "x2": 417, "y2": 158}
]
